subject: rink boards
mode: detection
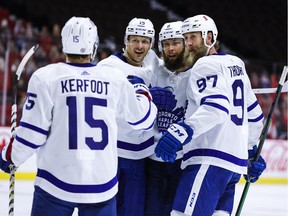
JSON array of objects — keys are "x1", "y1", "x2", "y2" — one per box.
[{"x1": 0, "y1": 126, "x2": 287, "y2": 184}]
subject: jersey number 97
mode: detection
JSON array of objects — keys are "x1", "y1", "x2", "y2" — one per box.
[{"x1": 197, "y1": 76, "x2": 244, "y2": 126}]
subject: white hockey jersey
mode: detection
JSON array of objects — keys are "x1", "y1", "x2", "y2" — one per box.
[
  {"x1": 183, "y1": 53, "x2": 264, "y2": 174},
  {"x1": 149, "y1": 59, "x2": 191, "y2": 161},
  {"x1": 4, "y1": 62, "x2": 157, "y2": 203},
  {"x1": 97, "y1": 50, "x2": 159, "y2": 159}
]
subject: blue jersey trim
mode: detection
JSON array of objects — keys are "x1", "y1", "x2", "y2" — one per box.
[
  {"x1": 248, "y1": 113, "x2": 264, "y2": 122},
  {"x1": 37, "y1": 169, "x2": 118, "y2": 193},
  {"x1": 202, "y1": 102, "x2": 229, "y2": 114},
  {"x1": 117, "y1": 136, "x2": 154, "y2": 151},
  {"x1": 65, "y1": 63, "x2": 95, "y2": 67},
  {"x1": 113, "y1": 52, "x2": 127, "y2": 63},
  {"x1": 212, "y1": 52, "x2": 226, "y2": 55},
  {"x1": 16, "y1": 135, "x2": 40, "y2": 149},
  {"x1": 200, "y1": 95, "x2": 229, "y2": 114},
  {"x1": 128, "y1": 102, "x2": 152, "y2": 126},
  {"x1": 144, "y1": 119, "x2": 156, "y2": 130},
  {"x1": 247, "y1": 100, "x2": 259, "y2": 112},
  {"x1": 183, "y1": 148, "x2": 248, "y2": 167},
  {"x1": 19, "y1": 121, "x2": 49, "y2": 135}
]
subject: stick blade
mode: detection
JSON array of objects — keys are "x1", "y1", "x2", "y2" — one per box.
[
  {"x1": 283, "y1": 80, "x2": 288, "y2": 92},
  {"x1": 15, "y1": 44, "x2": 39, "y2": 79}
]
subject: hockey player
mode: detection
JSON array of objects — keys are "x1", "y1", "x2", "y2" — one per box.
[
  {"x1": 97, "y1": 17, "x2": 175, "y2": 216},
  {"x1": 155, "y1": 15, "x2": 267, "y2": 216},
  {"x1": 145, "y1": 21, "x2": 191, "y2": 216},
  {"x1": 0, "y1": 16, "x2": 157, "y2": 216}
]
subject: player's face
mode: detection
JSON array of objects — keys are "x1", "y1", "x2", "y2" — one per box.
[
  {"x1": 126, "y1": 35, "x2": 151, "y2": 64},
  {"x1": 162, "y1": 38, "x2": 184, "y2": 60},
  {"x1": 184, "y1": 32, "x2": 208, "y2": 66},
  {"x1": 183, "y1": 32, "x2": 202, "y2": 53},
  {"x1": 162, "y1": 38, "x2": 186, "y2": 71}
]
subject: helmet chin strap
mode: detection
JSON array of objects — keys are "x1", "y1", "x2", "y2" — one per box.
[
  {"x1": 122, "y1": 48, "x2": 143, "y2": 67},
  {"x1": 203, "y1": 36, "x2": 216, "y2": 56},
  {"x1": 205, "y1": 46, "x2": 212, "y2": 56},
  {"x1": 90, "y1": 44, "x2": 98, "y2": 61}
]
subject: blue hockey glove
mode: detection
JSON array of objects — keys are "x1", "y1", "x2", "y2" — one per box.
[
  {"x1": 155, "y1": 122, "x2": 193, "y2": 163},
  {"x1": 244, "y1": 145, "x2": 267, "y2": 183},
  {"x1": 149, "y1": 86, "x2": 177, "y2": 111},
  {"x1": 0, "y1": 153, "x2": 13, "y2": 173},
  {"x1": 0, "y1": 137, "x2": 14, "y2": 173},
  {"x1": 0, "y1": 138, "x2": 14, "y2": 173},
  {"x1": 127, "y1": 75, "x2": 145, "y2": 85}
]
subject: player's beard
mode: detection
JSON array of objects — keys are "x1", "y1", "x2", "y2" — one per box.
[
  {"x1": 163, "y1": 48, "x2": 186, "y2": 71},
  {"x1": 186, "y1": 51, "x2": 195, "y2": 68},
  {"x1": 189, "y1": 43, "x2": 209, "y2": 66}
]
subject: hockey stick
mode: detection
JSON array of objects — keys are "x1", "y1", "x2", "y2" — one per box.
[
  {"x1": 252, "y1": 80, "x2": 288, "y2": 94},
  {"x1": 235, "y1": 66, "x2": 288, "y2": 216},
  {"x1": 8, "y1": 44, "x2": 39, "y2": 216}
]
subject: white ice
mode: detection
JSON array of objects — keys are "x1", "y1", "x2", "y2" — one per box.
[{"x1": 0, "y1": 180, "x2": 287, "y2": 216}]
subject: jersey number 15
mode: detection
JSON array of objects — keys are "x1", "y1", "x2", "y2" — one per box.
[{"x1": 66, "y1": 96, "x2": 109, "y2": 150}]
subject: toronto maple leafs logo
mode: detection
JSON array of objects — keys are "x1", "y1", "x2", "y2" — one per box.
[{"x1": 157, "y1": 106, "x2": 186, "y2": 133}]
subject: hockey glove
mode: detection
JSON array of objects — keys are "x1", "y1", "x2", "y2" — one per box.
[
  {"x1": 149, "y1": 86, "x2": 177, "y2": 112},
  {"x1": 244, "y1": 145, "x2": 267, "y2": 183},
  {"x1": 155, "y1": 122, "x2": 193, "y2": 163},
  {"x1": 0, "y1": 154, "x2": 13, "y2": 173},
  {"x1": 0, "y1": 138, "x2": 14, "y2": 173},
  {"x1": 127, "y1": 75, "x2": 145, "y2": 85}
]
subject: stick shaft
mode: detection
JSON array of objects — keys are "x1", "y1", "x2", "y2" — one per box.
[
  {"x1": 8, "y1": 44, "x2": 39, "y2": 216},
  {"x1": 8, "y1": 70, "x2": 19, "y2": 216},
  {"x1": 254, "y1": 67, "x2": 287, "y2": 161},
  {"x1": 8, "y1": 167, "x2": 16, "y2": 216}
]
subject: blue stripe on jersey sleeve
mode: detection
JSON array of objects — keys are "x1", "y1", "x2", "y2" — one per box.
[
  {"x1": 247, "y1": 100, "x2": 259, "y2": 112},
  {"x1": 248, "y1": 113, "x2": 264, "y2": 122},
  {"x1": 16, "y1": 135, "x2": 40, "y2": 149},
  {"x1": 200, "y1": 94, "x2": 229, "y2": 114},
  {"x1": 143, "y1": 119, "x2": 156, "y2": 130},
  {"x1": 37, "y1": 169, "x2": 118, "y2": 193},
  {"x1": 183, "y1": 148, "x2": 248, "y2": 167},
  {"x1": 247, "y1": 100, "x2": 264, "y2": 122},
  {"x1": 128, "y1": 101, "x2": 152, "y2": 126},
  {"x1": 117, "y1": 136, "x2": 154, "y2": 151},
  {"x1": 19, "y1": 121, "x2": 49, "y2": 135}
]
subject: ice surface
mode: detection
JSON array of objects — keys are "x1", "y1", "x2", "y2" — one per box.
[{"x1": 0, "y1": 180, "x2": 287, "y2": 215}]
